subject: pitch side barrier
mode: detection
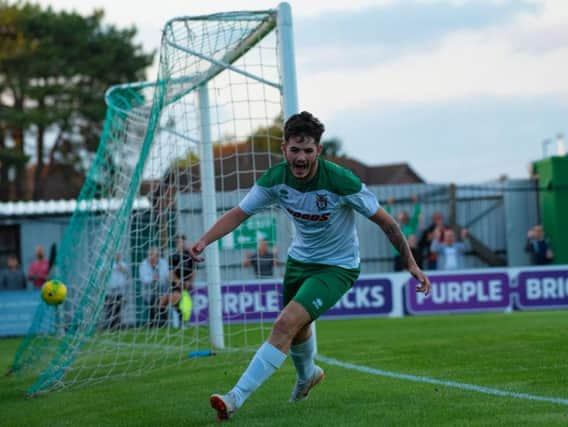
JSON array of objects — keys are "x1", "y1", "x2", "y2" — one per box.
[
  {"x1": 2, "y1": 266, "x2": 567, "y2": 337},
  {"x1": 187, "y1": 265, "x2": 568, "y2": 322}
]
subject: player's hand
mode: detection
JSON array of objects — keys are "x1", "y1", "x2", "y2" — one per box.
[
  {"x1": 189, "y1": 240, "x2": 207, "y2": 262},
  {"x1": 409, "y1": 265, "x2": 431, "y2": 296}
]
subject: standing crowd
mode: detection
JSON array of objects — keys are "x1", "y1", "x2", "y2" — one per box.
[
  {"x1": 0, "y1": 245, "x2": 51, "y2": 290},
  {"x1": 386, "y1": 196, "x2": 554, "y2": 271},
  {"x1": 386, "y1": 196, "x2": 471, "y2": 271}
]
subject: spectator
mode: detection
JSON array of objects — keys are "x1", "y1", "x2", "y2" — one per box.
[
  {"x1": 243, "y1": 239, "x2": 279, "y2": 278},
  {"x1": 1, "y1": 254, "x2": 27, "y2": 290},
  {"x1": 525, "y1": 224, "x2": 554, "y2": 265},
  {"x1": 160, "y1": 234, "x2": 195, "y2": 327},
  {"x1": 430, "y1": 228, "x2": 470, "y2": 270},
  {"x1": 139, "y1": 246, "x2": 169, "y2": 327},
  {"x1": 418, "y1": 211, "x2": 447, "y2": 270},
  {"x1": 28, "y1": 245, "x2": 49, "y2": 288},
  {"x1": 168, "y1": 234, "x2": 194, "y2": 292},
  {"x1": 385, "y1": 195, "x2": 422, "y2": 271},
  {"x1": 104, "y1": 253, "x2": 129, "y2": 330}
]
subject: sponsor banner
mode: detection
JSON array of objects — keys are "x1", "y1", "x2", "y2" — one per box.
[
  {"x1": 191, "y1": 282, "x2": 281, "y2": 324},
  {"x1": 407, "y1": 272, "x2": 511, "y2": 314},
  {"x1": 517, "y1": 268, "x2": 568, "y2": 309},
  {"x1": 324, "y1": 278, "x2": 392, "y2": 318},
  {"x1": 0, "y1": 290, "x2": 42, "y2": 337},
  {"x1": 189, "y1": 278, "x2": 393, "y2": 324},
  {"x1": 3, "y1": 268, "x2": 567, "y2": 336}
]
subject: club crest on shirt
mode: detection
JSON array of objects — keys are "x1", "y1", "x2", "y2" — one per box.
[{"x1": 316, "y1": 193, "x2": 328, "y2": 210}]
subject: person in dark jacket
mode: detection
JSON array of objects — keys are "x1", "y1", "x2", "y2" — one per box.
[{"x1": 525, "y1": 224, "x2": 554, "y2": 265}]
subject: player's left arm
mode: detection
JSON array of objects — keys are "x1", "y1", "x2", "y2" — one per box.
[{"x1": 369, "y1": 207, "x2": 431, "y2": 296}]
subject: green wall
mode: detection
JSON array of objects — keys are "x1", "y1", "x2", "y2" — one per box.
[{"x1": 533, "y1": 156, "x2": 568, "y2": 264}]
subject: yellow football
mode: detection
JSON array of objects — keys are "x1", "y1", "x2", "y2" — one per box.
[{"x1": 41, "y1": 280, "x2": 67, "y2": 306}]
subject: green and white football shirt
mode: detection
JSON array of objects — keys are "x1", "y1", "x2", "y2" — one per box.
[{"x1": 239, "y1": 159, "x2": 380, "y2": 269}]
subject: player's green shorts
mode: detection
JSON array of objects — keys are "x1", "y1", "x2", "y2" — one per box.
[{"x1": 283, "y1": 257, "x2": 360, "y2": 320}]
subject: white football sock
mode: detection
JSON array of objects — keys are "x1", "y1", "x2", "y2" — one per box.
[
  {"x1": 230, "y1": 342, "x2": 287, "y2": 408},
  {"x1": 290, "y1": 333, "x2": 315, "y2": 383}
]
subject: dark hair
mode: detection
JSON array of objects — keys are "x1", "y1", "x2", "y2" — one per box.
[{"x1": 284, "y1": 111, "x2": 325, "y2": 144}]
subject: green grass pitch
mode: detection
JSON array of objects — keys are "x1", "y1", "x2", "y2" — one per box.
[{"x1": 1, "y1": 311, "x2": 567, "y2": 426}]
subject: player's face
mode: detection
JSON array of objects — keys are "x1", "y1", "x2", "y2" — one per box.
[{"x1": 282, "y1": 136, "x2": 322, "y2": 181}]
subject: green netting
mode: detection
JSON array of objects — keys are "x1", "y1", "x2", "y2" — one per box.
[{"x1": 10, "y1": 9, "x2": 286, "y2": 396}]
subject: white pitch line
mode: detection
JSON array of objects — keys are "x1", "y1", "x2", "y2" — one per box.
[{"x1": 316, "y1": 354, "x2": 568, "y2": 407}]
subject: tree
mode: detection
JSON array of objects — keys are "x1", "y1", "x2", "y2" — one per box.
[
  {"x1": 246, "y1": 115, "x2": 283, "y2": 154},
  {"x1": 0, "y1": 2, "x2": 154, "y2": 200}
]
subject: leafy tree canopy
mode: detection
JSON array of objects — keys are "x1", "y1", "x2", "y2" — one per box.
[{"x1": 0, "y1": 1, "x2": 154, "y2": 200}]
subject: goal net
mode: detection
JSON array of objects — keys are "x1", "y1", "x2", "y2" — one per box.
[{"x1": 11, "y1": 3, "x2": 298, "y2": 396}]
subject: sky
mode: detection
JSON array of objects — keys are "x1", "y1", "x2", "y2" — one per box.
[{"x1": 32, "y1": 0, "x2": 568, "y2": 183}]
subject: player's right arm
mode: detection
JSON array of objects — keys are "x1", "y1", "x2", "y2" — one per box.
[
  {"x1": 190, "y1": 207, "x2": 250, "y2": 262},
  {"x1": 191, "y1": 178, "x2": 276, "y2": 262}
]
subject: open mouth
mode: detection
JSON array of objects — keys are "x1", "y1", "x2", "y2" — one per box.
[{"x1": 293, "y1": 164, "x2": 308, "y2": 176}]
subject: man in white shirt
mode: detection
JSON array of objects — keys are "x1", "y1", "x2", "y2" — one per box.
[
  {"x1": 139, "y1": 247, "x2": 169, "y2": 327},
  {"x1": 430, "y1": 228, "x2": 470, "y2": 270}
]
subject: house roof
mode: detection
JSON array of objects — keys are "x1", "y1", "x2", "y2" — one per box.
[
  {"x1": 160, "y1": 152, "x2": 284, "y2": 194},
  {"x1": 6, "y1": 153, "x2": 424, "y2": 212},
  {"x1": 324, "y1": 156, "x2": 425, "y2": 185},
  {"x1": 164, "y1": 152, "x2": 424, "y2": 193}
]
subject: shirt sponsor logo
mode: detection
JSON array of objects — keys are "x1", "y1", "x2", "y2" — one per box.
[{"x1": 286, "y1": 208, "x2": 330, "y2": 222}]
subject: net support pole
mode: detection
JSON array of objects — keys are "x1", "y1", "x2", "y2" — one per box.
[
  {"x1": 198, "y1": 82, "x2": 225, "y2": 349},
  {"x1": 277, "y1": 2, "x2": 298, "y2": 121},
  {"x1": 277, "y1": 2, "x2": 320, "y2": 354}
]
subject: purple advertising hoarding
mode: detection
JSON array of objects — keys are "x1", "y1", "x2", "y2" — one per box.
[
  {"x1": 517, "y1": 269, "x2": 568, "y2": 309},
  {"x1": 4, "y1": 269, "x2": 568, "y2": 337},
  {"x1": 407, "y1": 272, "x2": 511, "y2": 314},
  {"x1": 188, "y1": 278, "x2": 393, "y2": 324},
  {"x1": 190, "y1": 282, "x2": 282, "y2": 324},
  {"x1": 324, "y1": 278, "x2": 392, "y2": 319},
  {"x1": 182, "y1": 268, "x2": 567, "y2": 325}
]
